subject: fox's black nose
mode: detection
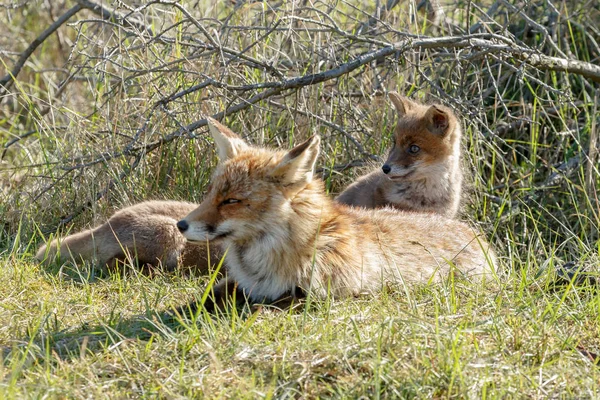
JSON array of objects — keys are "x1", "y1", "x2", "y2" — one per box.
[
  {"x1": 382, "y1": 164, "x2": 391, "y2": 174},
  {"x1": 177, "y1": 220, "x2": 189, "y2": 232}
]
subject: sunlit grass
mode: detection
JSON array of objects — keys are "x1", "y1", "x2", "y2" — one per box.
[{"x1": 1, "y1": 0, "x2": 599, "y2": 397}]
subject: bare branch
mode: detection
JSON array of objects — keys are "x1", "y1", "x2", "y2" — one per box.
[
  {"x1": 399, "y1": 35, "x2": 600, "y2": 83},
  {"x1": 0, "y1": 3, "x2": 83, "y2": 96},
  {"x1": 267, "y1": 99, "x2": 378, "y2": 161},
  {"x1": 355, "y1": 0, "x2": 403, "y2": 35},
  {"x1": 55, "y1": 33, "x2": 600, "y2": 178}
]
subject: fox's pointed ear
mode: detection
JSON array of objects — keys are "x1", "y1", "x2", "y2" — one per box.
[
  {"x1": 389, "y1": 92, "x2": 414, "y2": 116},
  {"x1": 425, "y1": 106, "x2": 450, "y2": 136},
  {"x1": 272, "y1": 136, "x2": 321, "y2": 190},
  {"x1": 207, "y1": 117, "x2": 249, "y2": 160}
]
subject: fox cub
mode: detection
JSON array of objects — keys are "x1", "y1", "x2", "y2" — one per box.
[
  {"x1": 336, "y1": 92, "x2": 463, "y2": 218},
  {"x1": 36, "y1": 200, "x2": 219, "y2": 272},
  {"x1": 176, "y1": 118, "x2": 495, "y2": 303}
]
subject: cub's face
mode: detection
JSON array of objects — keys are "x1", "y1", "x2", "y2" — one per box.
[
  {"x1": 384, "y1": 116, "x2": 452, "y2": 180},
  {"x1": 382, "y1": 96, "x2": 459, "y2": 181}
]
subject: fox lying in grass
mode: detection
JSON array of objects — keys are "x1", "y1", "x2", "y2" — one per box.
[
  {"x1": 36, "y1": 200, "x2": 219, "y2": 272},
  {"x1": 176, "y1": 118, "x2": 495, "y2": 305},
  {"x1": 336, "y1": 92, "x2": 463, "y2": 218}
]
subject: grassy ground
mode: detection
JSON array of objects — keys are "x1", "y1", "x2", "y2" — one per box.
[
  {"x1": 1, "y1": 0, "x2": 599, "y2": 398},
  {"x1": 1, "y1": 258, "x2": 599, "y2": 397}
]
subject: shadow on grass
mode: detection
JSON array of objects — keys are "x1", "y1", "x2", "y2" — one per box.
[
  {"x1": 1, "y1": 287, "x2": 306, "y2": 368},
  {"x1": 1, "y1": 299, "x2": 241, "y2": 367},
  {"x1": 38, "y1": 256, "x2": 209, "y2": 285}
]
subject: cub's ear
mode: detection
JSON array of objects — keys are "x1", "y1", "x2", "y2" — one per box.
[
  {"x1": 207, "y1": 117, "x2": 249, "y2": 160},
  {"x1": 424, "y1": 106, "x2": 450, "y2": 136},
  {"x1": 272, "y1": 135, "x2": 321, "y2": 191},
  {"x1": 388, "y1": 92, "x2": 415, "y2": 117}
]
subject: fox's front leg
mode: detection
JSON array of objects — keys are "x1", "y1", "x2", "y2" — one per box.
[
  {"x1": 207, "y1": 278, "x2": 247, "y2": 311},
  {"x1": 175, "y1": 278, "x2": 245, "y2": 317},
  {"x1": 252, "y1": 286, "x2": 307, "y2": 312}
]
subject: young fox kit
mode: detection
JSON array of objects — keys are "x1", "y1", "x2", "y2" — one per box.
[
  {"x1": 36, "y1": 201, "x2": 219, "y2": 272},
  {"x1": 336, "y1": 92, "x2": 463, "y2": 218},
  {"x1": 177, "y1": 118, "x2": 495, "y2": 303}
]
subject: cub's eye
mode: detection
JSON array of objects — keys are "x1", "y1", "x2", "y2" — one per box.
[
  {"x1": 220, "y1": 198, "x2": 241, "y2": 206},
  {"x1": 408, "y1": 144, "x2": 420, "y2": 154}
]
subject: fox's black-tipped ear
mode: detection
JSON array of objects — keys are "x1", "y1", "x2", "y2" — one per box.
[
  {"x1": 207, "y1": 117, "x2": 249, "y2": 160},
  {"x1": 425, "y1": 106, "x2": 450, "y2": 136},
  {"x1": 389, "y1": 92, "x2": 414, "y2": 116},
  {"x1": 272, "y1": 135, "x2": 321, "y2": 190}
]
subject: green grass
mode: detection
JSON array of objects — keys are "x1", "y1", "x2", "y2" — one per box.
[
  {"x1": 1, "y1": 0, "x2": 599, "y2": 397},
  {"x1": 1, "y1": 258, "x2": 599, "y2": 397}
]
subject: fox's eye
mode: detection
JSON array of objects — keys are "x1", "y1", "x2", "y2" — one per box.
[
  {"x1": 220, "y1": 198, "x2": 241, "y2": 206},
  {"x1": 408, "y1": 144, "x2": 420, "y2": 154}
]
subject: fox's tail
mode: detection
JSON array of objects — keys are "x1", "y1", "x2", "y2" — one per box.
[{"x1": 36, "y1": 225, "x2": 116, "y2": 267}]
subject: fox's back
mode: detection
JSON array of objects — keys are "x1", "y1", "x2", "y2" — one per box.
[{"x1": 327, "y1": 204, "x2": 494, "y2": 287}]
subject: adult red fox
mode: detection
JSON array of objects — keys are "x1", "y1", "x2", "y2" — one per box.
[
  {"x1": 176, "y1": 118, "x2": 495, "y2": 304},
  {"x1": 336, "y1": 93, "x2": 463, "y2": 218},
  {"x1": 36, "y1": 201, "x2": 219, "y2": 272}
]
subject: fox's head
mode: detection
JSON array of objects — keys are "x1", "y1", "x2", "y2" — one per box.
[
  {"x1": 177, "y1": 118, "x2": 321, "y2": 244},
  {"x1": 382, "y1": 92, "x2": 460, "y2": 181}
]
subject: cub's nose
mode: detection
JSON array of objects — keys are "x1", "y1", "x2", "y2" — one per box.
[
  {"x1": 177, "y1": 220, "x2": 189, "y2": 233},
  {"x1": 382, "y1": 164, "x2": 391, "y2": 174}
]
